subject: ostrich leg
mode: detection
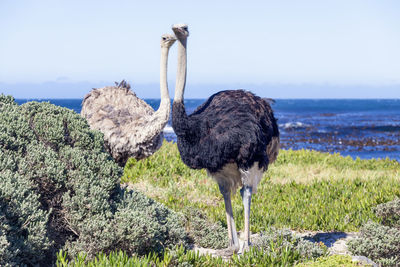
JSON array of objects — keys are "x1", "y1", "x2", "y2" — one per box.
[
  {"x1": 240, "y1": 185, "x2": 253, "y2": 250},
  {"x1": 219, "y1": 184, "x2": 240, "y2": 253}
]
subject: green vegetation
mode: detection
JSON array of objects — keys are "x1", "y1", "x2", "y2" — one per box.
[
  {"x1": 348, "y1": 198, "x2": 400, "y2": 266},
  {"x1": 56, "y1": 246, "x2": 225, "y2": 267},
  {"x1": 2, "y1": 94, "x2": 399, "y2": 266},
  {"x1": 374, "y1": 198, "x2": 400, "y2": 228},
  {"x1": 123, "y1": 141, "x2": 400, "y2": 232},
  {"x1": 295, "y1": 255, "x2": 362, "y2": 267},
  {"x1": 57, "y1": 227, "x2": 327, "y2": 266},
  {"x1": 184, "y1": 208, "x2": 228, "y2": 249},
  {"x1": 0, "y1": 96, "x2": 187, "y2": 266}
]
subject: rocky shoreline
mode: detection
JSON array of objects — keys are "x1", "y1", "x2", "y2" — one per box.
[{"x1": 280, "y1": 124, "x2": 400, "y2": 162}]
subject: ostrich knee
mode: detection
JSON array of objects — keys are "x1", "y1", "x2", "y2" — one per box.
[
  {"x1": 219, "y1": 184, "x2": 240, "y2": 251},
  {"x1": 240, "y1": 185, "x2": 253, "y2": 247}
]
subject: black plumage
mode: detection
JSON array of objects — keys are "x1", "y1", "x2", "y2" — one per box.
[
  {"x1": 172, "y1": 89, "x2": 279, "y2": 173},
  {"x1": 171, "y1": 23, "x2": 280, "y2": 253}
]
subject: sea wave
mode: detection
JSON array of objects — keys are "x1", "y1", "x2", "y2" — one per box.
[{"x1": 280, "y1": 122, "x2": 311, "y2": 130}]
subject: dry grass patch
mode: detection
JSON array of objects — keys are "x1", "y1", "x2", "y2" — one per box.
[{"x1": 267, "y1": 163, "x2": 399, "y2": 184}]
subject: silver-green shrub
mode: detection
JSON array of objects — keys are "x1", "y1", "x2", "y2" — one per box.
[
  {"x1": 0, "y1": 170, "x2": 52, "y2": 266},
  {"x1": 348, "y1": 221, "x2": 400, "y2": 266},
  {"x1": 348, "y1": 199, "x2": 400, "y2": 266},
  {"x1": 253, "y1": 228, "x2": 328, "y2": 260},
  {"x1": 0, "y1": 95, "x2": 188, "y2": 266},
  {"x1": 374, "y1": 198, "x2": 400, "y2": 228},
  {"x1": 184, "y1": 207, "x2": 229, "y2": 249}
]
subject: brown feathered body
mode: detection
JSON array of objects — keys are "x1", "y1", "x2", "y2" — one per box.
[{"x1": 81, "y1": 82, "x2": 167, "y2": 166}]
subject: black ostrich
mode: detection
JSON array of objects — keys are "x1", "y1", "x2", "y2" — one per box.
[{"x1": 171, "y1": 24, "x2": 280, "y2": 254}]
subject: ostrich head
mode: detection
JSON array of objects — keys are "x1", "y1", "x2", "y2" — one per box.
[
  {"x1": 161, "y1": 34, "x2": 177, "y2": 48},
  {"x1": 172, "y1": 23, "x2": 189, "y2": 41}
]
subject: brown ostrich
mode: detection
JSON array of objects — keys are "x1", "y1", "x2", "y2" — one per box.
[{"x1": 81, "y1": 34, "x2": 176, "y2": 166}]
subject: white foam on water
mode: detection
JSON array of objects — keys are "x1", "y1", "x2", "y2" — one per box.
[{"x1": 280, "y1": 122, "x2": 311, "y2": 129}]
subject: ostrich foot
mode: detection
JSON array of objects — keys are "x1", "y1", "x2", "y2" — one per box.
[
  {"x1": 240, "y1": 241, "x2": 251, "y2": 254},
  {"x1": 239, "y1": 231, "x2": 252, "y2": 253}
]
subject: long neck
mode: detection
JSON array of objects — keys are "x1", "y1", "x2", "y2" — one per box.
[
  {"x1": 158, "y1": 46, "x2": 170, "y2": 109},
  {"x1": 145, "y1": 46, "x2": 171, "y2": 136},
  {"x1": 174, "y1": 39, "x2": 187, "y2": 102},
  {"x1": 172, "y1": 38, "x2": 190, "y2": 137},
  {"x1": 154, "y1": 46, "x2": 171, "y2": 116}
]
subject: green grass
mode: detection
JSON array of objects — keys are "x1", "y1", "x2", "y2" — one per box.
[
  {"x1": 58, "y1": 248, "x2": 366, "y2": 267},
  {"x1": 57, "y1": 250, "x2": 365, "y2": 267},
  {"x1": 55, "y1": 246, "x2": 272, "y2": 266},
  {"x1": 57, "y1": 241, "x2": 324, "y2": 267},
  {"x1": 295, "y1": 255, "x2": 362, "y2": 267},
  {"x1": 122, "y1": 141, "x2": 400, "y2": 232},
  {"x1": 58, "y1": 142, "x2": 395, "y2": 266}
]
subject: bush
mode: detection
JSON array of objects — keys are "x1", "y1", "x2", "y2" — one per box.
[
  {"x1": 184, "y1": 208, "x2": 228, "y2": 249},
  {"x1": 0, "y1": 170, "x2": 51, "y2": 266},
  {"x1": 348, "y1": 199, "x2": 400, "y2": 266},
  {"x1": 348, "y1": 198, "x2": 400, "y2": 266},
  {"x1": 0, "y1": 95, "x2": 188, "y2": 266},
  {"x1": 252, "y1": 228, "x2": 328, "y2": 261},
  {"x1": 295, "y1": 255, "x2": 360, "y2": 267},
  {"x1": 374, "y1": 198, "x2": 400, "y2": 228},
  {"x1": 348, "y1": 221, "x2": 400, "y2": 266}
]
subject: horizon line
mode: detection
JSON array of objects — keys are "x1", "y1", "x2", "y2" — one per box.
[{"x1": 13, "y1": 97, "x2": 400, "y2": 100}]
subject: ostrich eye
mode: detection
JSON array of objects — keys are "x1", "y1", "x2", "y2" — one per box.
[
  {"x1": 162, "y1": 37, "x2": 166, "y2": 41},
  {"x1": 183, "y1": 26, "x2": 188, "y2": 31}
]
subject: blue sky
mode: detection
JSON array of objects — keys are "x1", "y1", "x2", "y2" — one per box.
[{"x1": 0, "y1": 0, "x2": 399, "y2": 98}]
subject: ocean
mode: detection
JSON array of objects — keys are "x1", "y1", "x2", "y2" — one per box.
[{"x1": 15, "y1": 98, "x2": 400, "y2": 162}]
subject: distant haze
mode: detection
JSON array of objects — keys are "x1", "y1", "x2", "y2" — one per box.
[
  {"x1": 2, "y1": 82, "x2": 398, "y2": 99},
  {"x1": 1, "y1": 1, "x2": 399, "y2": 98}
]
